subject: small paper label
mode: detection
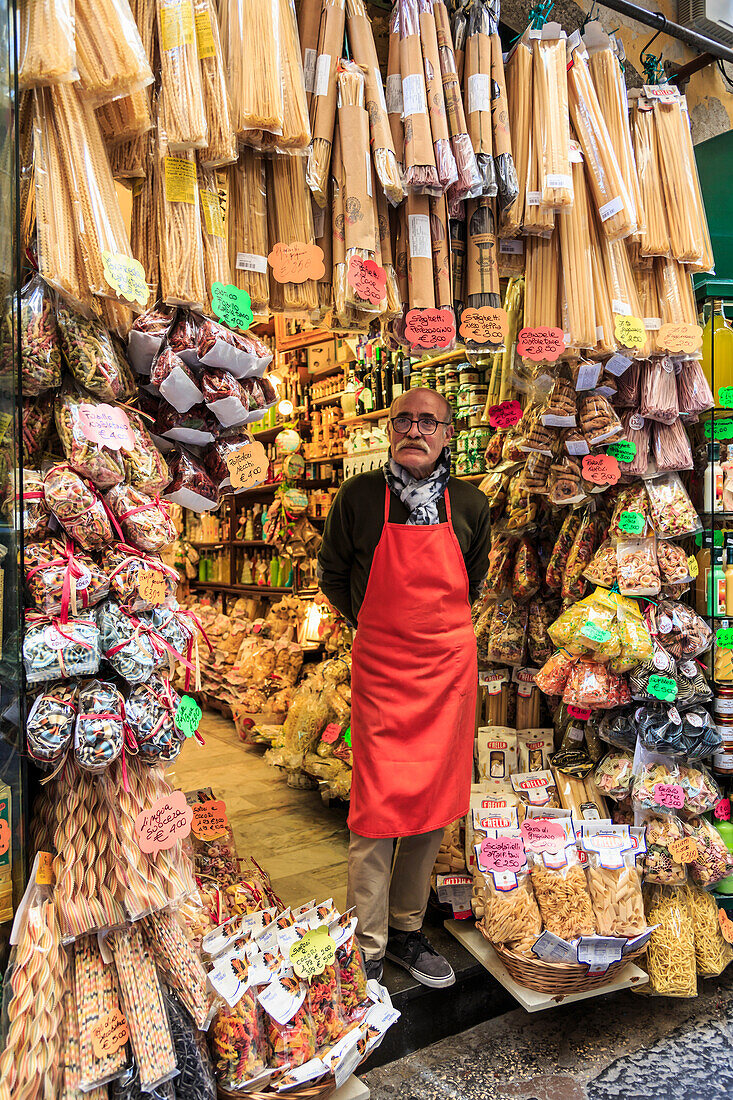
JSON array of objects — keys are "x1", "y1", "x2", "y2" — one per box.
[
  {"x1": 531, "y1": 931, "x2": 576, "y2": 963},
  {"x1": 605, "y1": 353, "x2": 633, "y2": 377},
  {"x1": 644, "y1": 316, "x2": 662, "y2": 331},
  {"x1": 268, "y1": 243, "x2": 325, "y2": 284},
  {"x1": 165, "y1": 156, "x2": 197, "y2": 204},
  {"x1": 720, "y1": 387, "x2": 733, "y2": 409},
  {"x1": 289, "y1": 926, "x2": 336, "y2": 980},
  {"x1": 303, "y1": 47, "x2": 316, "y2": 92},
  {"x1": 159, "y1": 0, "x2": 194, "y2": 50},
  {"x1": 201, "y1": 190, "x2": 226, "y2": 238},
  {"x1": 488, "y1": 399, "x2": 522, "y2": 428},
  {"x1": 606, "y1": 440, "x2": 637, "y2": 462},
  {"x1": 614, "y1": 315, "x2": 645, "y2": 349},
  {"x1": 577, "y1": 936, "x2": 624, "y2": 974},
  {"x1": 321, "y1": 722, "x2": 341, "y2": 744},
  {"x1": 719, "y1": 909, "x2": 733, "y2": 944},
  {"x1": 402, "y1": 72, "x2": 427, "y2": 115},
  {"x1": 576, "y1": 361, "x2": 601, "y2": 390},
  {"x1": 404, "y1": 308, "x2": 455, "y2": 350},
  {"x1": 408, "y1": 213, "x2": 432, "y2": 259},
  {"x1": 137, "y1": 569, "x2": 167, "y2": 606},
  {"x1": 467, "y1": 72, "x2": 489, "y2": 114},
  {"x1": 658, "y1": 321, "x2": 703, "y2": 354},
  {"x1": 102, "y1": 252, "x2": 149, "y2": 307},
  {"x1": 347, "y1": 256, "x2": 387, "y2": 305},
  {"x1": 459, "y1": 307, "x2": 509, "y2": 345},
  {"x1": 499, "y1": 239, "x2": 524, "y2": 254},
  {"x1": 226, "y1": 441, "x2": 269, "y2": 490},
  {"x1": 705, "y1": 418, "x2": 733, "y2": 440},
  {"x1": 91, "y1": 1008, "x2": 129, "y2": 1059},
  {"x1": 618, "y1": 511, "x2": 645, "y2": 535},
  {"x1": 36, "y1": 851, "x2": 54, "y2": 885},
  {"x1": 716, "y1": 627, "x2": 733, "y2": 649},
  {"x1": 653, "y1": 782, "x2": 685, "y2": 809},
  {"x1": 314, "y1": 52, "x2": 331, "y2": 97},
  {"x1": 687, "y1": 555, "x2": 699, "y2": 578},
  {"x1": 582, "y1": 454, "x2": 620, "y2": 485},
  {"x1": 517, "y1": 327, "x2": 565, "y2": 363},
  {"x1": 668, "y1": 837, "x2": 699, "y2": 863},
  {"x1": 386, "y1": 73, "x2": 403, "y2": 114},
  {"x1": 174, "y1": 695, "x2": 203, "y2": 737},
  {"x1": 567, "y1": 705, "x2": 591, "y2": 720},
  {"x1": 715, "y1": 798, "x2": 732, "y2": 821},
  {"x1": 526, "y1": 190, "x2": 541, "y2": 206},
  {"x1": 191, "y1": 798, "x2": 229, "y2": 840},
  {"x1": 599, "y1": 195, "x2": 624, "y2": 222},
  {"x1": 520, "y1": 819, "x2": 566, "y2": 854},
  {"x1": 134, "y1": 790, "x2": 193, "y2": 855},
  {"x1": 236, "y1": 252, "x2": 268, "y2": 274},
  {"x1": 545, "y1": 172, "x2": 572, "y2": 190},
  {"x1": 78, "y1": 404, "x2": 135, "y2": 452}
]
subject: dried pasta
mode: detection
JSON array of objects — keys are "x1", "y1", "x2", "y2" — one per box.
[
  {"x1": 500, "y1": 38, "x2": 531, "y2": 238},
  {"x1": 199, "y1": 165, "x2": 231, "y2": 311},
  {"x1": 586, "y1": 865, "x2": 645, "y2": 937},
  {"x1": 157, "y1": 0, "x2": 208, "y2": 150},
  {"x1": 685, "y1": 884, "x2": 733, "y2": 978},
  {"x1": 75, "y1": 0, "x2": 153, "y2": 106},
  {"x1": 558, "y1": 148, "x2": 595, "y2": 348},
  {"x1": 267, "y1": 154, "x2": 319, "y2": 314},
  {"x1": 305, "y1": 0, "x2": 345, "y2": 204},
  {"x1": 157, "y1": 136, "x2": 206, "y2": 308},
  {"x1": 479, "y1": 872, "x2": 542, "y2": 955},
  {"x1": 654, "y1": 93, "x2": 714, "y2": 269},
  {"x1": 277, "y1": 0, "x2": 310, "y2": 149},
  {"x1": 229, "y1": 151, "x2": 269, "y2": 315},
  {"x1": 19, "y1": 0, "x2": 77, "y2": 88},
  {"x1": 534, "y1": 29, "x2": 572, "y2": 209},
  {"x1": 631, "y1": 96, "x2": 669, "y2": 257},
  {"x1": 196, "y1": 0, "x2": 237, "y2": 166},
  {"x1": 529, "y1": 860, "x2": 596, "y2": 940},
  {"x1": 644, "y1": 884, "x2": 697, "y2": 997},
  {"x1": 227, "y1": 0, "x2": 283, "y2": 138}
]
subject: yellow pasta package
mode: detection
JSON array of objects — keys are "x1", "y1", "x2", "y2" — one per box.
[
  {"x1": 580, "y1": 823, "x2": 646, "y2": 938},
  {"x1": 684, "y1": 883, "x2": 733, "y2": 978},
  {"x1": 643, "y1": 884, "x2": 697, "y2": 997}
]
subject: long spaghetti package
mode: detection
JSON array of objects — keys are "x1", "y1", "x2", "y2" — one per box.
[
  {"x1": 157, "y1": 137, "x2": 206, "y2": 308},
  {"x1": 157, "y1": 0, "x2": 208, "y2": 150},
  {"x1": 566, "y1": 34, "x2": 634, "y2": 240},
  {"x1": 430, "y1": 194, "x2": 452, "y2": 309},
  {"x1": 500, "y1": 36, "x2": 531, "y2": 237},
  {"x1": 195, "y1": 0, "x2": 237, "y2": 166},
  {"x1": 198, "y1": 166, "x2": 231, "y2": 311},
  {"x1": 346, "y1": 0, "x2": 404, "y2": 204},
  {"x1": 376, "y1": 181, "x2": 402, "y2": 316},
  {"x1": 655, "y1": 256, "x2": 699, "y2": 327},
  {"x1": 465, "y1": 196, "x2": 499, "y2": 313},
  {"x1": 464, "y1": 0, "x2": 495, "y2": 195},
  {"x1": 406, "y1": 191, "x2": 435, "y2": 309},
  {"x1": 227, "y1": 0, "x2": 283, "y2": 140},
  {"x1": 298, "y1": 0, "x2": 321, "y2": 111},
  {"x1": 331, "y1": 126, "x2": 348, "y2": 322},
  {"x1": 386, "y1": 3, "x2": 404, "y2": 169},
  {"x1": 433, "y1": 0, "x2": 481, "y2": 200},
  {"x1": 533, "y1": 25, "x2": 571, "y2": 210},
  {"x1": 229, "y1": 150, "x2": 270, "y2": 316},
  {"x1": 130, "y1": 144, "x2": 160, "y2": 304},
  {"x1": 524, "y1": 229, "x2": 558, "y2": 330},
  {"x1": 488, "y1": 2, "x2": 517, "y2": 209},
  {"x1": 630, "y1": 94, "x2": 669, "y2": 257},
  {"x1": 267, "y1": 154, "x2": 320, "y2": 314},
  {"x1": 19, "y1": 0, "x2": 77, "y2": 88},
  {"x1": 314, "y1": 193, "x2": 334, "y2": 316},
  {"x1": 277, "y1": 0, "x2": 311, "y2": 150},
  {"x1": 559, "y1": 147, "x2": 595, "y2": 349},
  {"x1": 418, "y1": 0, "x2": 458, "y2": 190},
  {"x1": 654, "y1": 91, "x2": 714, "y2": 271},
  {"x1": 337, "y1": 61, "x2": 380, "y2": 315},
  {"x1": 635, "y1": 265, "x2": 662, "y2": 356},
  {"x1": 595, "y1": 208, "x2": 650, "y2": 357},
  {"x1": 400, "y1": 0, "x2": 440, "y2": 195},
  {"x1": 306, "y1": 0, "x2": 345, "y2": 205},
  {"x1": 47, "y1": 82, "x2": 140, "y2": 305},
  {"x1": 75, "y1": 0, "x2": 153, "y2": 106}
]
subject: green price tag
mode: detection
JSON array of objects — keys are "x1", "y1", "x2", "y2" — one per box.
[
  {"x1": 344, "y1": 725, "x2": 351, "y2": 748},
  {"x1": 211, "y1": 282, "x2": 253, "y2": 331},
  {"x1": 174, "y1": 695, "x2": 202, "y2": 737},
  {"x1": 695, "y1": 530, "x2": 723, "y2": 547},
  {"x1": 606, "y1": 440, "x2": 637, "y2": 462},
  {"x1": 618, "y1": 511, "x2": 645, "y2": 535},
  {"x1": 289, "y1": 925, "x2": 337, "y2": 981},
  {"x1": 704, "y1": 418, "x2": 733, "y2": 440},
  {"x1": 720, "y1": 388, "x2": 733, "y2": 409},
  {"x1": 646, "y1": 674, "x2": 677, "y2": 702},
  {"x1": 717, "y1": 628, "x2": 733, "y2": 649},
  {"x1": 581, "y1": 621, "x2": 611, "y2": 644}
]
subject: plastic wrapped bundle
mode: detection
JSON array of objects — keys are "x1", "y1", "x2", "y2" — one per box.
[
  {"x1": 74, "y1": 0, "x2": 153, "y2": 105},
  {"x1": 277, "y1": 0, "x2": 310, "y2": 149},
  {"x1": 596, "y1": 216, "x2": 650, "y2": 357},
  {"x1": 433, "y1": 0, "x2": 481, "y2": 201},
  {"x1": 533, "y1": 26, "x2": 571, "y2": 210},
  {"x1": 157, "y1": 135, "x2": 206, "y2": 309},
  {"x1": 655, "y1": 256, "x2": 699, "y2": 327},
  {"x1": 198, "y1": 166, "x2": 231, "y2": 311},
  {"x1": 634, "y1": 266, "x2": 662, "y2": 356},
  {"x1": 631, "y1": 96, "x2": 669, "y2": 257},
  {"x1": 130, "y1": 141, "x2": 160, "y2": 304},
  {"x1": 418, "y1": 0, "x2": 458, "y2": 190},
  {"x1": 305, "y1": 0, "x2": 345, "y2": 205},
  {"x1": 57, "y1": 304, "x2": 136, "y2": 402},
  {"x1": 464, "y1": 0, "x2": 495, "y2": 196},
  {"x1": 19, "y1": 0, "x2": 77, "y2": 87},
  {"x1": 346, "y1": 0, "x2": 404, "y2": 203},
  {"x1": 500, "y1": 36, "x2": 531, "y2": 237},
  {"x1": 466, "y1": 196, "x2": 500, "y2": 312},
  {"x1": 524, "y1": 229, "x2": 558, "y2": 330},
  {"x1": 559, "y1": 148, "x2": 595, "y2": 348},
  {"x1": 654, "y1": 92, "x2": 714, "y2": 270},
  {"x1": 400, "y1": 0, "x2": 440, "y2": 195},
  {"x1": 194, "y1": 0, "x2": 237, "y2": 166},
  {"x1": 96, "y1": 88, "x2": 153, "y2": 151},
  {"x1": 229, "y1": 151, "x2": 269, "y2": 315},
  {"x1": 267, "y1": 154, "x2": 320, "y2": 314},
  {"x1": 227, "y1": 0, "x2": 283, "y2": 140},
  {"x1": 156, "y1": 0, "x2": 208, "y2": 150}
]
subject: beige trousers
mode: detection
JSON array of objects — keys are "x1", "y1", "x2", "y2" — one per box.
[{"x1": 346, "y1": 827, "x2": 446, "y2": 960}]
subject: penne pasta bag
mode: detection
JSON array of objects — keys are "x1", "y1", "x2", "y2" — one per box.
[{"x1": 580, "y1": 822, "x2": 646, "y2": 937}]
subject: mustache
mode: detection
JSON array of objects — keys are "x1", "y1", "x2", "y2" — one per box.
[{"x1": 396, "y1": 438, "x2": 430, "y2": 454}]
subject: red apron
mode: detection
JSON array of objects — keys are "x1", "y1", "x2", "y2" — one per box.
[{"x1": 349, "y1": 484, "x2": 477, "y2": 838}]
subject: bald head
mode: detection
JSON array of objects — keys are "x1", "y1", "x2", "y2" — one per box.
[
  {"x1": 390, "y1": 387, "x2": 452, "y2": 422},
  {"x1": 386, "y1": 386, "x2": 454, "y2": 480}
]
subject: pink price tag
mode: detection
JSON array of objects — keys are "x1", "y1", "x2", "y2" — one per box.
[
  {"x1": 520, "y1": 818, "x2": 566, "y2": 854},
  {"x1": 567, "y1": 705, "x2": 591, "y2": 720},
  {"x1": 478, "y1": 835, "x2": 525, "y2": 874},
  {"x1": 321, "y1": 723, "x2": 341, "y2": 745},
  {"x1": 134, "y1": 790, "x2": 193, "y2": 856},
  {"x1": 488, "y1": 400, "x2": 522, "y2": 429},
  {"x1": 653, "y1": 783, "x2": 685, "y2": 810},
  {"x1": 715, "y1": 798, "x2": 731, "y2": 822},
  {"x1": 78, "y1": 403, "x2": 135, "y2": 451}
]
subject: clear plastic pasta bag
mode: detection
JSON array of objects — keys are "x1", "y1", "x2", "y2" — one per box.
[
  {"x1": 475, "y1": 830, "x2": 542, "y2": 955},
  {"x1": 643, "y1": 883, "x2": 697, "y2": 997},
  {"x1": 19, "y1": 0, "x2": 78, "y2": 87},
  {"x1": 684, "y1": 882, "x2": 733, "y2": 977},
  {"x1": 580, "y1": 822, "x2": 646, "y2": 937},
  {"x1": 682, "y1": 817, "x2": 733, "y2": 890},
  {"x1": 526, "y1": 822, "x2": 596, "y2": 940}
]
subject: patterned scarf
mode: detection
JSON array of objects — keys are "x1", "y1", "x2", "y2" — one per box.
[{"x1": 383, "y1": 447, "x2": 451, "y2": 525}]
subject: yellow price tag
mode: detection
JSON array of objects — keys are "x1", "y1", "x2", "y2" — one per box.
[
  {"x1": 614, "y1": 315, "x2": 645, "y2": 350},
  {"x1": 102, "y1": 252, "x2": 149, "y2": 307},
  {"x1": 687, "y1": 555, "x2": 699, "y2": 579},
  {"x1": 288, "y1": 926, "x2": 336, "y2": 981},
  {"x1": 36, "y1": 851, "x2": 54, "y2": 886},
  {"x1": 165, "y1": 156, "x2": 197, "y2": 205}
]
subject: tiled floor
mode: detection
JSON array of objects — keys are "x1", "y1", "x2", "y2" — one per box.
[{"x1": 173, "y1": 708, "x2": 350, "y2": 910}]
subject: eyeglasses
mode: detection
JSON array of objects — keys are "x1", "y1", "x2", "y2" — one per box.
[{"x1": 390, "y1": 415, "x2": 451, "y2": 436}]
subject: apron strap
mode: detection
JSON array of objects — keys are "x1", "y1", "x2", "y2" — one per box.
[
  {"x1": 383, "y1": 482, "x2": 452, "y2": 524},
  {"x1": 384, "y1": 483, "x2": 391, "y2": 524}
]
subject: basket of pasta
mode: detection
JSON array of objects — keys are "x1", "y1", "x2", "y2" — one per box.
[{"x1": 474, "y1": 821, "x2": 649, "y2": 994}]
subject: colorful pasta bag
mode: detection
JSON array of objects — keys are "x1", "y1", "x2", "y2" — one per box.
[{"x1": 561, "y1": 510, "x2": 599, "y2": 601}]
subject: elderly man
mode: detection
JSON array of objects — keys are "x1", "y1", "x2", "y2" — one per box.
[{"x1": 318, "y1": 386, "x2": 490, "y2": 988}]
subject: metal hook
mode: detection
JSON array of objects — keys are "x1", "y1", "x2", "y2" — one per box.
[{"x1": 639, "y1": 13, "x2": 668, "y2": 70}]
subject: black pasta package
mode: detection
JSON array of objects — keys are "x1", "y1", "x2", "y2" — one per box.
[{"x1": 163, "y1": 986, "x2": 217, "y2": 1100}]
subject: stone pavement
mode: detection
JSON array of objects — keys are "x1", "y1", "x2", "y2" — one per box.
[{"x1": 364, "y1": 968, "x2": 733, "y2": 1100}]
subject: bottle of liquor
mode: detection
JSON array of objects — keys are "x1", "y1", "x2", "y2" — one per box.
[
  {"x1": 393, "y1": 351, "x2": 404, "y2": 398},
  {"x1": 374, "y1": 345, "x2": 384, "y2": 411},
  {"x1": 383, "y1": 349, "x2": 393, "y2": 407},
  {"x1": 361, "y1": 346, "x2": 374, "y2": 412}
]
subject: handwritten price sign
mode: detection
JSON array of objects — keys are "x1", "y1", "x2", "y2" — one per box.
[
  {"x1": 78, "y1": 404, "x2": 135, "y2": 451},
  {"x1": 606, "y1": 440, "x2": 637, "y2": 462},
  {"x1": 226, "y1": 441, "x2": 269, "y2": 490},
  {"x1": 720, "y1": 387, "x2": 733, "y2": 409},
  {"x1": 174, "y1": 695, "x2": 203, "y2": 737},
  {"x1": 347, "y1": 256, "x2": 387, "y2": 306},
  {"x1": 520, "y1": 819, "x2": 566, "y2": 854},
  {"x1": 134, "y1": 790, "x2": 193, "y2": 856},
  {"x1": 614, "y1": 315, "x2": 645, "y2": 349},
  {"x1": 653, "y1": 782, "x2": 685, "y2": 809},
  {"x1": 567, "y1": 705, "x2": 591, "y2": 720},
  {"x1": 268, "y1": 242, "x2": 325, "y2": 284},
  {"x1": 191, "y1": 799, "x2": 229, "y2": 840},
  {"x1": 717, "y1": 628, "x2": 733, "y2": 649},
  {"x1": 289, "y1": 925, "x2": 336, "y2": 980},
  {"x1": 477, "y1": 835, "x2": 525, "y2": 874},
  {"x1": 91, "y1": 1008, "x2": 130, "y2": 1059},
  {"x1": 581, "y1": 621, "x2": 611, "y2": 644},
  {"x1": 102, "y1": 251, "x2": 149, "y2": 307},
  {"x1": 582, "y1": 454, "x2": 620, "y2": 486},
  {"x1": 658, "y1": 322, "x2": 703, "y2": 355},
  {"x1": 459, "y1": 306, "x2": 509, "y2": 345},
  {"x1": 488, "y1": 400, "x2": 522, "y2": 429},
  {"x1": 647, "y1": 675, "x2": 678, "y2": 702},
  {"x1": 668, "y1": 837, "x2": 699, "y2": 864},
  {"x1": 404, "y1": 308, "x2": 456, "y2": 349},
  {"x1": 137, "y1": 569, "x2": 167, "y2": 606},
  {"x1": 618, "y1": 511, "x2": 645, "y2": 535},
  {"x1": 516, "y1": 326, "x2": 565, "y2": 363},
  {"x1": 211, "y1": 282, "x2": 253, "y2": 331},
  {"x1": 719, "y1": 908, "x2": 733, "y2": 945},
  {"x1": 715, "y1": 798, "x2": 732, "y2": 821}
]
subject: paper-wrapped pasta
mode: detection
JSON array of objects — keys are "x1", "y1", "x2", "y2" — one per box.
[
  {"x1": 305, "y1": 0, "x2": 345, "y2": 204},
  {"x1": 464, "y1": 0, "x2": 495, "y2": 196},
  {"x1": 433, "y1": 0, "x2": 481, "y2": 200},
  {"x1": 401, "y1": 0, "x2": 440, "y2": 195}
]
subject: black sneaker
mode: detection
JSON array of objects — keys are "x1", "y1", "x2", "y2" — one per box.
[
  {"x1": 385, "y1": 929, "x2": 456, "y2": 989},
  {"x1": 365, "y1": 958, "x2": 384, "y2": 982}
]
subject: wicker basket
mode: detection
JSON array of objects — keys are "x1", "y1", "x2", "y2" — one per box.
[
  {"x1": 217, "y1": 1079, "x2": 337, "y2": 1100},
  {"x1": 476, "y1": 921, "x2": 646, "y2": 994}
]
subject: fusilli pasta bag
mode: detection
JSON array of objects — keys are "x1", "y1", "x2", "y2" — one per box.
[
  {"x1": 229, "y1": 150, "x2": 269, "y2": 315},
  {"x1": 75, "y1": 0, "x2": 153, "y2": 105},
  {"x1": 195, "y1": 0, "x2": 237, "y2": 166},
  {"x1": 157, "y1": 0, "x2": 208, "y2": 150},
  {"x1": 199, "y1": 165, "x2": 231, "y2": 311},
  {"x1": 527, "y1": 824, "x2": 597, "y2": 940},
  {"x1": 19, "y1": 0, "x2": 77, "y2": 88},
  {"x1": 157, "y1": 140, "x2": 206, "y2": 308},
  {"x1": 47, "y1": 81, "x2": 140, "y2": 305}
]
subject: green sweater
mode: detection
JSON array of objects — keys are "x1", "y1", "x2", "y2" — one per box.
[{"x1": 317, "y1": 470, "x2": 491, "y2": 626}]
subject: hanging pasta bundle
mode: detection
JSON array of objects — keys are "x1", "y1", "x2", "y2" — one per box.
[
  {"x1": 19, "y1": 92, "x2": 35, "y2": 254},
  {"x1": 278, "y1": 0, "x2": 311, "y2": 149},
  {"x1": 227, "y1": 0, "x2": 283, "y2": 140},
  {"x1": 558, "y1": 144, "x2": 595, "y2": 348},
  {"x1": 195, "y1": 0, "x2": 237, "y2": 166},
  {"x1": 655, "y1": 256, "x2": 699, "y2": 327},
  {"x1": 199, "y1": 165, "x2": 231, "y2": 310},
  {"x1": 229, "y1": 149, "x2": 269, "y2": 315},
  {"x1": 75, "y1": 0, "x2": 153, "y2": 105},
  {"x1": 533, "y1": 26, "x2": 572, "y2": 209},
  {"x1": 96, "y1": 90, "x2": 152, "y2": 149},
  {"x1": 313, "y1": 195, "x2": 333, "y2": 316},
  {"x1": 634, "y1": 265, "x2": 662, "y2": 356},
  {"x1": 631, "y1": 96, "x2": 669, "y2": 257},
  {"x1": 430, "y1": 195, "x2": 452, "y2": 308},
  {"x1": 566, "y1": 35, "x2": 634, "y2": 240},
  {"x1": 406, "y1": 191, "x2": 435, "y2": 308},
  {"x1": 298, "y1": 0, "x2": 322, "y2": 111},
  {"x1": 394, "y1": 200, "x2": 409, "y2": 310},
  {"x1": 306, "y1": 0, "x2": 345, "y2": 205},
  {"x1": 451, "y1": 0, "x2": 469, "y2": 83},
  {"x1": 524, "y1": 228, "x2": 559, "y2": 329},
  {"x1": 400, "y1": 0, "x2": 441, "y2": 195},
  {"x1": 376, "y1": 178, "x2": 403, "y2": 316},
  {"x1": 336, "y1": 60, "x2": 381, "y2": 316},
  {"x1": 418, "y1": 0, "x2": 458, "y2": 190},
  {"x1": 595, "y1": 207, "x2": 650, "y2": 356},
  {"x1": 19, "y1": 0, "x2": 77, "y2": 87},
  {"x1": 331, "y1": 126, "x2": 349, "y2": 322},
  {"x1": 500, "y1": 36, "x2": 531, "y2": 237},
  {"x1": 157, "y1": 128, "x2": 206, "y2": 308},
  {"x1": 585, "y1": 25, "x2": 644, "y2": 244},
  {"x1": 450, "y1": 213, "x2": 467, "y2": 316},
  {"x1": 433, "y1": 0, "x2": 481, "y2": 200},
  {"x1": 32, "y1": 88, "x2": 85, "y2": 308},
  {"x1": 267, "y1": 154, "x2": 320, "y2": 314},
  {"x1": 130, "y1": 139, "x2": 160, "y2": 303},
  {"x1": 386, "y1": 3, "x2": 404, "y2": 170},
  {"x1": 156, "y1": 0, "x2": 207, "y2": 150},
  {"x1": 487, "y1": 0, "x2": 518, "y2": 210},
  {"x1": 346, "y1": 0, "x2": 404, "y2": 203},
  {"x1": 464, "y1": 0, "x2": 496, "y2": 196},
  {"x1": 466, "y1": 196, "x2": 500, "y2": 310},
  {"x1": 588, "y1": 200, "x2": 616, "y2": 355},
  {"x1": 48, "y1": 81, "x2": 139, "y2": 304},
  {"x1": 654, "y1": 91, "x2": 714, "y2": 269}
]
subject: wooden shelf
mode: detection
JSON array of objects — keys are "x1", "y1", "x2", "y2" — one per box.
[
  {"x1": 312, "y1": 392, "x2": 346, "y2": 407},
  {"x1": 191, "y1": 581, "x2": 300, "y2": 598},
  {"x1": 305, "y1": 455, "x2": 344, "y2": 464},
  {"x1": 339, "y1": 408, "x2": 390, "y2": 425},
  {"x1": 251, "y1": 421, "x2": 302, "y2": 443},
  {"x1": 309, "y1": 362, "x2": 345, "y2": 381}
]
